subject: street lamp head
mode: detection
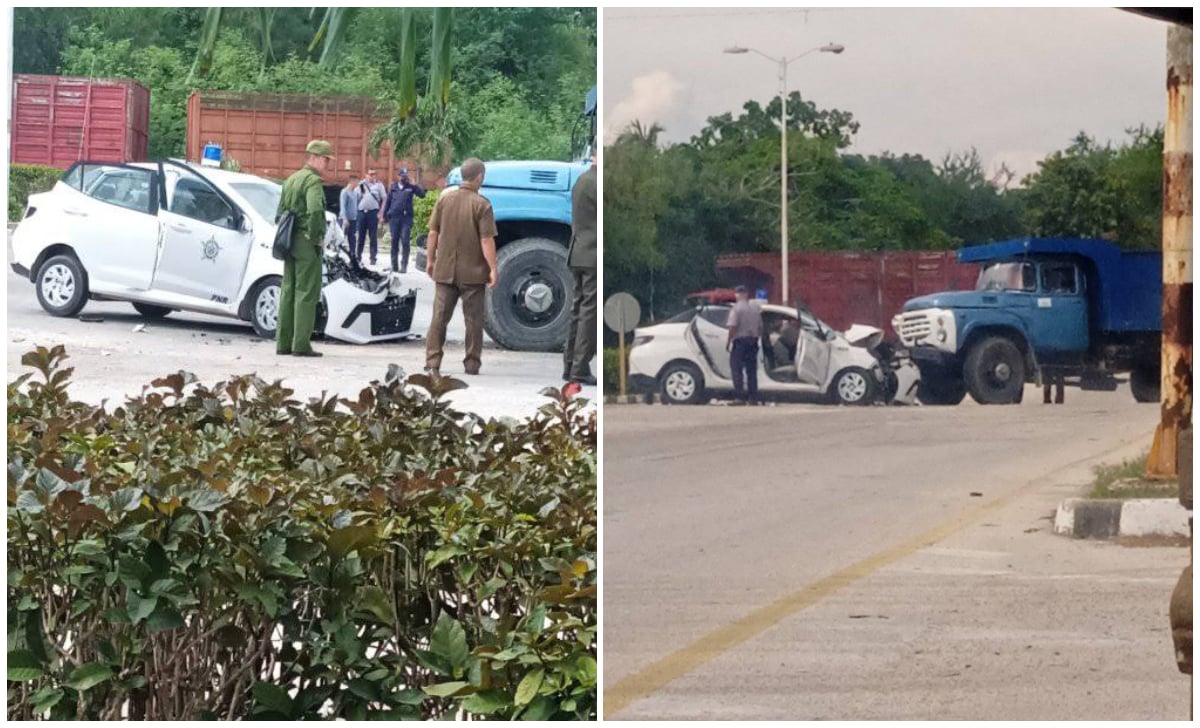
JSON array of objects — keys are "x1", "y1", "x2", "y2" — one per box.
[
  {"x1": 724, "y1": 46, "x2": 749, "y2": 55},
  {"x1": 821, "y1": 43, "x2": 845, "y2": 54}
]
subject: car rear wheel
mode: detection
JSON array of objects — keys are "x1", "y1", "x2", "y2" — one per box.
[
  {"x1": 132, "y1": 302, "x2": 172, "y2": 319},
  {"x1": 248, "y1": 276, "x2": 282, "y2": 340},
  {"x1": 659, "y1": 362, "x2": 706, "y2": 405},
  {"x1": 36, "y1": 254, "x2": 88, "y2": 317},
  {"x1": 831, "y1": 367, "x2": 875, "y2": 405}
]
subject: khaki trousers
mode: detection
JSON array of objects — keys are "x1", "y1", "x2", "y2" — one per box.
[{"x1": 426, "y1": 282, "x2": 486, "y2": 372}]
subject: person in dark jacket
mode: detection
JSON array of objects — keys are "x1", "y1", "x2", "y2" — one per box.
[
  {"x1": 563, "y1": 153, "x2": 597, "y2": 386},
  {"x1": 383, "y1": 167, "x2": 426, "y2": 273}
]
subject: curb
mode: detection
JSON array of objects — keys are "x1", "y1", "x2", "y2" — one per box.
[
  {"x1": 604, "y1": 393, "x2": 657, "y2": 405},
  {"x1": 1053, "y1": 497, "x2": 1191, "y2": 540}
]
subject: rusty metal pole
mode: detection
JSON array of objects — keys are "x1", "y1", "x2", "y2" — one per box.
[{"x1": 1148, "y1": 25, "x2": 1193, "y2": 478}]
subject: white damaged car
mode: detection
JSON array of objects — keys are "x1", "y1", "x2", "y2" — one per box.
[
  {"x1": 10, "y1": 160, "x2": 418, "y2": 344},
  {"x1": 627, "y1": 303, "x2": 920, "y2": 405}
]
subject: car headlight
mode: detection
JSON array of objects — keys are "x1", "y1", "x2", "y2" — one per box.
[{"x1": 632, "y1": 335, "x2": 653, "y2": 347}]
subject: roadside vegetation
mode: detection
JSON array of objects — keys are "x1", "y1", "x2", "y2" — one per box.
[
  {"x1": 1088, "y1": 450, "x2": 1179, "y2": 499},
  {"x1": 7, "y1": 346, "x2": 597, "y2": 720}
]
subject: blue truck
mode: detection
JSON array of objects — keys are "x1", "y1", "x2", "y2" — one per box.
[
  {"x1": 892, "y1": 238, "x2": 1162, "y2": 405},
  {"x1": 433, "y1": 87, "x2": 596, "y2": 352}
]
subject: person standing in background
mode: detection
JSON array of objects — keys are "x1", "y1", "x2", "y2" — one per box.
[
  {"x1": 726, "y1": 285, "x2": 763, "y2": 405},
  {"x1": 424, "y1": 158, "x2": 498, "y2": 378},
  {"x1": 383, "y1": 167, "x2": 426, "y2": 273},
  {"x1": 276, "y1": 140, "x2": 334, "y2": 358},
  {"x1": 563, "y1": 151, "x2": 597, "y2": 387},
  {"x1": 339, "y1": 174, "x2": 361, "y2": 258},
  {"x1": 356, "y1": 168, "x2": 386, "y2": 266}
]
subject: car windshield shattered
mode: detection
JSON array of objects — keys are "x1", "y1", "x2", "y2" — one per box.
[
  {"x1": 976, "y1": 262, "x2": 1036, "y2": 292},
  {"x1": 229, "y1": 181, "x2": 282, "y2": 223}
]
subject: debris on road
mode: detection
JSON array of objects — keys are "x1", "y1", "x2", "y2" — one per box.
[
  {"x1": 970, "y1": 491, "x2": 984, "y2": 497},
  {"x1": 132, "y1": 324, "x2": 146, "y2": 333},
  {"x1": 79, "y1": 314, "x2": 104, "y2": 323}
]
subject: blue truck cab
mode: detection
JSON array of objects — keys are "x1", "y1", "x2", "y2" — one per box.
[
  {"x1": 437, "y1": 86, "x2": 596, "y2": 352},
  {"x1": 892, "y1": 238, "x2": 1161, "y2": 405}
]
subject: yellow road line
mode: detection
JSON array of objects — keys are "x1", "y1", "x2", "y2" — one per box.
[{"x1": 603, "y1": 434, "x2": 1152, "y2": 718}]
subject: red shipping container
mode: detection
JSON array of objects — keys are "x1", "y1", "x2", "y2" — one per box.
[
  {"x1": 716, "y1": 250, "x2": 981, "y2": 339},
  {"x1": 186, "y1": 91, "x2": 446, "y2": 189},
  {"x1": 11, "y1": 74, "x2": 150, "y2": 168}
]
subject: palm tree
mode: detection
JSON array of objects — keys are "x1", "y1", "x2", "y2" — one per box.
[
  {"x1": 189, "y1": 7, "x2": 357, "y2": 81},
  {"x1": 619, "y1": 121, "x2": 665, "y2": 147}
]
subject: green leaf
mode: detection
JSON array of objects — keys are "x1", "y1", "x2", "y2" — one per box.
[
  {"x1": 519, "y1": 695, "x2": 557, "y2": 721},
  {"x1": 146, "y1": 604, "x2": 184, "y2": 632},
  {"x1": 391, "y1": 688, "x2": 425, "y2": 706},
  {"x1": 575, "y1": 655, "x2": 597, "y2": 686},
  {"x1": 515, "y1": 668, "x2": 544, "y2": 706},
  {"x1": 426, "y1": 544, "x2": 465, "y2": 569},
  {"x1": 127, "y1": 591, "x2": 158, "y2": 624},
  {"x1": 347, "y1": 678, "x2": 380, "y2": 702},
  {"x1": 66, "y1": 662, "x2": 113, "y2": 691},
  {"x1": 29, "y1": 686, "x2": 64, "y2": 714},
  {"x1": 15, "y1": 490, "x2": 43, "y2": 513},
  {"x1": 356, "y1": 586, "x2": 395, "y2": 625},
  {"x1": 7, "y1": 649, "x2": 44, "y2": 681},
  {"x1": 186, "y1": 486, "x2": 228, "y2": 512},
  {"x1": 252, "y1": 682, "x2": 294, "y2": 716},
  {"x1": 327, "y1": 524, "x2": 377, "y2": 559},
  {"x1": 461, "y1": 689, "x2": 511, "y2": 715},
  {"x1": 422, "y1": 681, "x2": 470, "y2": 698},
  {"x1": 429, "y1": 612, "x2": 469, "y2": 671}
]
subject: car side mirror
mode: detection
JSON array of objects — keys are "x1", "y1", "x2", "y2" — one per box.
[{"x1": 240, "y1": 216, "x2": 252, "y2": 234}]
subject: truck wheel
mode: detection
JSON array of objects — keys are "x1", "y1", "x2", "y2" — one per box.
[
  {"x1": 831, "y1": 367, "x2": 875, "y2": 405},
  {"x1": 484, "y1": 237, "x2": 571, "y2": 352},
  {"x1": 659, "y1": 362, "x2": 706, "y2": 405},
  {"x1": 964, "y1": 336, "x2": 1025, "y2": 404},
  {"x1": 132, "y1": 302, "x2": 172, "y2": 319},
  {"x1": 36, "y1": 254, "x2": 89, "y2": 317},
  {"x1": 1130, "y1": 366, "x2": 1160, "y2": 403},
  {"x1": 247, "y1": 276, "x2": 282, "y2": 340},
  {"x1": 917, "y1": 375, "x2": 967, "y2": 406}
]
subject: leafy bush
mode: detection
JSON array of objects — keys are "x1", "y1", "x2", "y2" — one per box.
[
  {"x1": 9, "y1": 165, "x2": 63, "y2": 222},
  {"x1": 7, "y1": 346, "x2": 596, "y2": 720},
  {"x1": 414, "y1": 189, "x2": 440, "y2": 238},
  {"x1": 603, "y1": 348, "x2": 625, "y2": 395}
]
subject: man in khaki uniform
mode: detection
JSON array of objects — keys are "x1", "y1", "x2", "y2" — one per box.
[
  {"x1": 276, "y1": 140, "x2": 333, "y2": 357},
  {"x1": 424, "y1": 158, "x2": 498, "y2": 377},
  {"x1": 563, "y1": 152, "x2": 597, "y2": 385}
]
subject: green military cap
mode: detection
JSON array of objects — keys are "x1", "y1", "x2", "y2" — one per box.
[{"x1": 305, "y1": 139, "x2": 335, "y2": 158}]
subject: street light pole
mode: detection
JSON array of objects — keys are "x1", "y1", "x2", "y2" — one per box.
[{"x1": 725, "y1": 43, "x2": 844, "y2": 305}]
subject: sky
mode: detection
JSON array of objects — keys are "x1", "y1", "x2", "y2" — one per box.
[{"x1": 603, "y1": 7, "x2": 1170, "y2": 180}]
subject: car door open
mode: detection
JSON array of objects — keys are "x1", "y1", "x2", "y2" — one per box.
[
  {"x1": 795, "y1": 311, "x2": 832, "y2": 386},
  {"x1": 154, "y1": 162, "x2": 255, "y2": 305},
  {"x1": 689, "y1": 309, "x2": 733, "y2": 381}
]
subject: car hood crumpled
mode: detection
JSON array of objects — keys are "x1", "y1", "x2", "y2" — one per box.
[{"x1": 843, "y1": 324, "x2": 884, "y2": 349}]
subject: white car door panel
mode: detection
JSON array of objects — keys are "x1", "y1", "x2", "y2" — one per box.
[
  {"x1": 796, "y1": 328, "x2": 831, "y2": 386},
  {"x1": 154, "y1": 167, "x2": 254, "y2": 305},
  {"x1": 691, "y1": 315, "x2": 733, "y2": 381},
  {"x1": 66, "y1": 164, "x2": 160, "y2": 290}
]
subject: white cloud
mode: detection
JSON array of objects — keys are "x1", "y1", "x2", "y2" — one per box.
[{"x1": 604, "y1": 71, "x2": 689, "y2": 145}]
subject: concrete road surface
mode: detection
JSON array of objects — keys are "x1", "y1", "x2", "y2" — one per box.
[
  {"x1": 603, "y1": 390, "x2": 1190, "y2": 720},
  {"x1": 6, "y1": 266, "x2": 595, "y2": 420}
]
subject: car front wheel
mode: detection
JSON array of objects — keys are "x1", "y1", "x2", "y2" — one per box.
[
  {"x1": 831, "y1": 367, "x2": 875, "y2": 405},
  {"x1": 36, "y1": 254, "x2": 89, "y2": 317},
  {"x1": 659, "y1": 362, "x2": 706, "y2": 405},
  {"x1": 248, "y1": 276, "x2": 282, "y2": 339}
]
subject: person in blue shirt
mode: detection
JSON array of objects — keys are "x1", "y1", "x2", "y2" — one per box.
[
  {"x1": 383, "y1": 167, "x2": 427, "y2": 273},
  {"x1": 338, "y1": 174, "x2": 361, "y2": 255}
]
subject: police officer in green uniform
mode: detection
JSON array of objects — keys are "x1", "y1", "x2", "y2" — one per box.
[
  {"x1": 276, "y1": 140, "x2": 333, "y2": 357},
  {"x1": 424, "y1": 158, "x2": 499, "y2": 377},
  {"x1": 563, "y1": 151, "x2": 597, "y2": 385}
]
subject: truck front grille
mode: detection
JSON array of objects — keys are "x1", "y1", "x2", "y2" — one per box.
[{"x1": 896, "y1": 312, "x2": 933, "y2": 346}]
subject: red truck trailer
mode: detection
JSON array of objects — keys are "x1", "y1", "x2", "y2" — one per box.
[
  {"x1": 185, "y1": 90, "x2": 446, "y2": 190},
  {"x1": 716, "y1": 250, "x2": 980, "y2": 339},
  {"x1": 10, "y1": 74, "x2": 150, "y2": 168}
]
